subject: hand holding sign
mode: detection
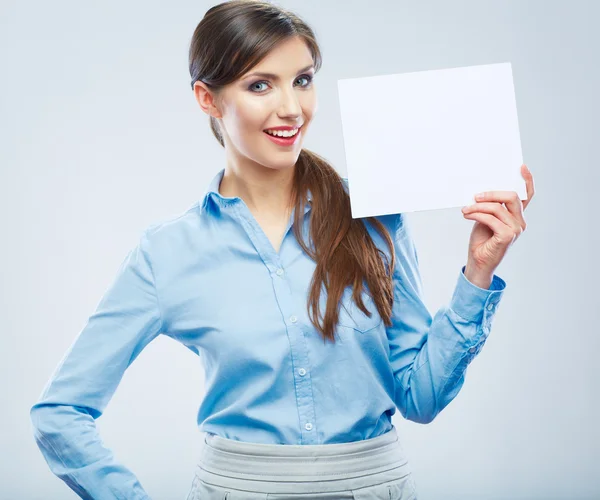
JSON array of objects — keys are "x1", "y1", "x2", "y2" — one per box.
[{"x1": 460, "y1": 163, "x2": 535, "y2": 288}]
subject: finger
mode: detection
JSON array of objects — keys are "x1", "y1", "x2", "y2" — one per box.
[
  {"x1": 474, "y1": 190, "x2": 525, "y2": 227},
  {"x1": 476, "y1": 164, "x2": 535, "y2": 210},
  {"x1": 521, "y1": 164, "x2": 535, "y2": 211},
  {"x1": 463, "y1": 211, "x2": 519, "y2": 243},
  {"x1": 462, "y1": 201, "x2": 526, "y2": 232}
]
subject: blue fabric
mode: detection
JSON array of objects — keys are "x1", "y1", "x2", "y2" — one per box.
[{"x1": 30, "y1": 167, "x2": 506, "y2": 499}]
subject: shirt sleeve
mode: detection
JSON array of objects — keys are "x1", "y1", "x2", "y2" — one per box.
[
  {"x1": 386, "y1": 213, "x2": 506, "y2": 424},
  {"x1": 29, "y1": 229, "x2": 162, "y2": 499}
]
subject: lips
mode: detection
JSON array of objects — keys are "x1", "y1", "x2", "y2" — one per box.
[
  {"x1": 263, "y1": 125, "x2": 302, "y2": 146},
  {"x1": 263, "y1": 124, "x2": 302, "y2": 135}
]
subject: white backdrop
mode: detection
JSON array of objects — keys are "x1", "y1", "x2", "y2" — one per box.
[{"x1": 2, "y1": 0, "x2": 598, "y2": 498}]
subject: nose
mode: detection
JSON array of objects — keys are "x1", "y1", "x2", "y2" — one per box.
[{"x1": 277, "y1": 85, "x2": 302, "y2": 119}]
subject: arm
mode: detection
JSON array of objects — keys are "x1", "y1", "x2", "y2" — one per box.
[
  {"x1": 386, "y1": 213, "x2": 506, "y2": 423},
  {"x1": 29, "y1": 229, "x2": 162, "y2": 499}
]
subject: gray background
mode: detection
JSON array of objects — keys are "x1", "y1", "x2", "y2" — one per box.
[{"x1": 2, "y1": 0, "x2": 598, "y2": 498}]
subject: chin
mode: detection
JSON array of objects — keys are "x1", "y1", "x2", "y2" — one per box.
[
  {"x1": 263, "y1": 161, "x2": 298, "y2": 171},
  {"x1": 257, "y1": 153, "x2": 301, "y2": 170}
]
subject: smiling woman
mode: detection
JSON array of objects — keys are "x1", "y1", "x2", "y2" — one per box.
[
  {"x1": 180, "y1": 3, "x2": 424, "y2": 498},
  {"x1": 30, "y1": 1, "x2": 510, "y2": 499},
  {"x1": 189, "y1": 2, "x2": 396, "y2": 345}
]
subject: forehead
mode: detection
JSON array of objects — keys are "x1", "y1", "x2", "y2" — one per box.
[{"x1": 242, "y1": 37, "x2": 314, "y2": 79}]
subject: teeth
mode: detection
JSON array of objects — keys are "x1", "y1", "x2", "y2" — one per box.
[{"x1": 265, "y1": 128, "x2": 299, "y2": 138}]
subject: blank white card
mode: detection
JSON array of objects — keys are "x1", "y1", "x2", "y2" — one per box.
[{"x1": 337, "y1": 62, "x2": 526, "y2": 218}]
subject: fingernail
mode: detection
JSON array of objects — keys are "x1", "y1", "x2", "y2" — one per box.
[{"x1": 475, "y1": 193, "x2": 484, "y2": 200}]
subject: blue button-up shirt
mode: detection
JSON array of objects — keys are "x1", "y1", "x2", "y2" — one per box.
[{"x1": 30, "y1": 167, "x2": 506, "y2": 499}]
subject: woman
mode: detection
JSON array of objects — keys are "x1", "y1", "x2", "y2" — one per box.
[{"x1": 30, "y1": 1, "x2": 535, "y2": 499}]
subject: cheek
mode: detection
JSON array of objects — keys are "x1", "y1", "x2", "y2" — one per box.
[
  {"x1": 298, "y1": 86, "x2": 317, "y2": 117},
  {"x1": 224, "y1": 96, "x2": 268, "y2": 139},
  {"x1": 302, "y1": 92, "x2": 318, "y2": 116},
  {"x1": 223, "y1": 105, "x2": 270, "y2": 155},
  {"x1": 238, "y1": 94, "x2": 271, "y2": 121},
  {"x1": 231, "y1": 113, "x2": 263, "y2": 140}
]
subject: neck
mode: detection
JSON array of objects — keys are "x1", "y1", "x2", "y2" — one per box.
[{"x1": 218, "y1": 161, "x2": 296, "y2": 219}]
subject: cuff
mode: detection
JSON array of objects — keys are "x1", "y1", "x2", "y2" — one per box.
[{"x1": 449, "y1": 265, "x2": 506, "y2": 323}]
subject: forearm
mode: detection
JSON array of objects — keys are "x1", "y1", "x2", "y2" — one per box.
[{"x1": 31, "y1": 403, "x2": 151, "y2": 499}]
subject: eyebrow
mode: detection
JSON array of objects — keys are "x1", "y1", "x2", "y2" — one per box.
[{"x1": 243, "y1": 64, "x2": 315, "y2": 80}]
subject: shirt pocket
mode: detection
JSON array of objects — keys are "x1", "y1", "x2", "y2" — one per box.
[{"x1": 338, "y1": 290, "x2": 383, "y2": 333}]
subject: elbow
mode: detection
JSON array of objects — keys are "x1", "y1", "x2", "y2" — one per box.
[
  {"x1": 30, "y1": 402, "x2": 91, "y2": 439},
  {"x1": 394, "y1": 376, "x2": 442, "y2": 424},
  {"x1": 30, "y1": 402, "x2": 60, "y2": 440},
  {"x1": 394, "y1": 365, "x2": 467, "y2": 425},
  {"x1": 400, "y1": 405, "x2": 439, "y2": 425},
  {"x1": 29, "y1": 402, "x2": 94, "y2": 478},
  {"x1": 29, "y1": 403, "x2": 66, "y2": 474},
  {"x1": 395, "y1": 391, "x2": 439, "y2": 424},
  {"x1": 30, "y1": 402, "x2": 47, "y2": 431}
]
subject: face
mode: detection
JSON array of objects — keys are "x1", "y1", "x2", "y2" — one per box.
[{"x1": 194, "y1": 36, "x2": 318, "y2": 171}]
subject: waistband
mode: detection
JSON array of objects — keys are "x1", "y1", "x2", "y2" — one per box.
[{"x1": 195, "y1": 426, "x2": 412, "y2": 493}]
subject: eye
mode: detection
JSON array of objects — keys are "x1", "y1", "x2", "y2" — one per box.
[
  {"x1": 296, "y1": 74, "x2": 313, "y2": 87},
  {"x1": 248, "y1": 74, "x2": 314, "y2": 93},
  {"x1": 249, "y1": 81, "x2": 269, "y2": 92}
]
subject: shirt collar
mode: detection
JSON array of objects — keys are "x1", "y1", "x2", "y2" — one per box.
[{"x1": 200, "y1": 168, "x2": 313, "y2": 214}]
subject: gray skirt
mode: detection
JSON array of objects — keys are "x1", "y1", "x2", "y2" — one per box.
[{"x1": 186, "y1": 425, "x2": 418, "y2": 499}]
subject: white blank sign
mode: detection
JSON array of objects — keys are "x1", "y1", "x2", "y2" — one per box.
[{"x1": 337, "y1": 62, "x2": 526, "y2": 219}]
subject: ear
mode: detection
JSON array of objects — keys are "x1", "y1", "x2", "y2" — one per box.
[{"x1": 193, "y1": 81, "x2": 223, "y2": 119}]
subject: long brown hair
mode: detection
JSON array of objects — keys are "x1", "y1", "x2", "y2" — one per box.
[{"x1": 188, "y1": 0, "x2": 396, "y2": 343}]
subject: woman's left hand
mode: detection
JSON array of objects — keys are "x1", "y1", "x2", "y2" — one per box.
[{"x1": 460, "y1": 163, "x2": 535, "y2": 288}]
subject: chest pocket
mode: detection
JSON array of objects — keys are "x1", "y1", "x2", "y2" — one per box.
[{"x1": 338, "y1": 291, "x2": 383, "y2": 333}]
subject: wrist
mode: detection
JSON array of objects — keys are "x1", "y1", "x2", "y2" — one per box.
[{"x1": 464, "y1": 265, "x2": 493, "y2": 289}]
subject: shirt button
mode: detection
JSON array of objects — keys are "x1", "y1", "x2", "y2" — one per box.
[
  {"x1": 276, "y1": 268, "x2": 284, "y2": 276},
  {"x1": 298, "y1": 368, "x2": 306, "y2": 376},
  {"x1": 290, "y1": 315, "x2": 297, "y2": 323},
  {"x1": 487, "y1": 302, "x2": 494, "y2": 311},
  {"x1": 469, "y1": 346, "x2": 477, "y2": 353},
  {"x1": 305, "y1": 422, "x2": 313, "y2": 431}
]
